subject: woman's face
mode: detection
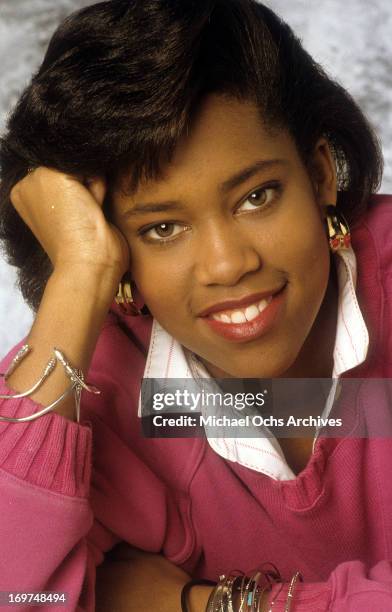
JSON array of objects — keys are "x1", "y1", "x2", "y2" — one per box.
[{"x1": 112, "y1": 95, "x2": 337, "y2": 378}]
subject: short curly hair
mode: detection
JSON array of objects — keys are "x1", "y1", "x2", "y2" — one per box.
[{"x1": 0, "y1": 0, "x2": 383, "y2": 311}]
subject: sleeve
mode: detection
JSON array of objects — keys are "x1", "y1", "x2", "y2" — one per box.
[
  {"x1": 0, "y1": 336, "x2": 118, "y2": 612},
  {"x1": 265, "y1": 560, "x2": 392, "y2": 611},
  {"x1": 0, "y1": 369, "x2": 99, "y2": 611},
  {"x1": 0, "y1": 327, "x2": 193, "y2": 612}
]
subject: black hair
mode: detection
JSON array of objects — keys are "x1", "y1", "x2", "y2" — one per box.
[{"x1": 0, "y1": 0, "x2": 383, "y2": 311}]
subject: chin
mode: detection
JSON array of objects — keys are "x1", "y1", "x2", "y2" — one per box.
[{"x1": 215, "y1": 355, "x2": 296, "y2": 379}]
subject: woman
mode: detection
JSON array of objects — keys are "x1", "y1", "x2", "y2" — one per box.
[{"x1": 0, "y1": 0, "x2": 390, "y2": 610}]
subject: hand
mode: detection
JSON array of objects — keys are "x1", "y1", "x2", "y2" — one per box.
[{"x1": 10, "y1": 167, "x2": 130, "y2": 279}]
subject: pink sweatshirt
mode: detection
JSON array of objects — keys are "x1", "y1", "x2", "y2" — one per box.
[{"x1": 1, "y1": 195, "x2": 392, "y2": 611}]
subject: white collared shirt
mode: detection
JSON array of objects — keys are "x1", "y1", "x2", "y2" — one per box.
[{"x1": 138, "y1": 247, "x2": 369, "y2": 480}]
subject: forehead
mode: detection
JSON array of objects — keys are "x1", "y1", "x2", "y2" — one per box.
[{"x1": 119, "y1": 94, "x2": 297, "y2": 200}]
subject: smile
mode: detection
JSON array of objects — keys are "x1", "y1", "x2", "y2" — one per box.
[
  {"x1": 200, "y1": 285, "x2": 287, "y2": 343},
  {"x1": 210, "y1": 297, "x2": 273, "y2": 324}
]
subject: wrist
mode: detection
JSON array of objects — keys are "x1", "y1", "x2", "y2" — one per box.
[
  {"x1": 258, "y1": 589, "x2": 272, "y2": 612},
  {"x1": 186, "y1": 584, "x2": 271, "y2": 612},
  {"x1": 50, "y1": 263, "x2": 121, "y2": 304},
  {"x1": 188, "y1": 584, "x2": 215, "y2": 611}
]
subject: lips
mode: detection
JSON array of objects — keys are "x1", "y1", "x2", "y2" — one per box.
[
  {"x1": 199, "y1": 284, "x2": 287, "y2": 343},
  {"x1": 198, "y1": 287, "x2": 285, "y2": 319}
]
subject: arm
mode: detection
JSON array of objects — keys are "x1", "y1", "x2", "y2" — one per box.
[
  {"x1": 95, "y1": 549, "x2": 392, "y2": 611},
  {"x1": 96, "y1": 548, "x2": 212, "y2": 612},
  {"x1": 5, "y1": 167, "x2": 128, "y2": 420},
  {"x1": 0, "y1": 266, "x2": 120, "y2": 610},
  {"x1": 0, "y1": 361, "x2": 115, "y2": 612},
  {"x1": 0, "y1": 168, "x2": 127, "y2": 610}
]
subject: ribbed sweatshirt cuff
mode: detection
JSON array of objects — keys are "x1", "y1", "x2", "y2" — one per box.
[{"x1": 0, "y1": 388, "x2": 92, "y2": 498}]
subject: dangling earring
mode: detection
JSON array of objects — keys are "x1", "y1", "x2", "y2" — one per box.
[
  {"x1": 325, "y1": 205, "x2": 351, "y2": 252},
  {"x1": 115, "y1": 279, "x2": 143, "y2": 316}
]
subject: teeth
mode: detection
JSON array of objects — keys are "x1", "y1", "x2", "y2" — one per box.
[
  {"x1": 258, "y1": 299, "x2": 269, "y2": 313},
  {"x1": 220, "y1": 314, "x2": 231, "y2": 323},
  {"x1": 231, "y1": 311, "x2": 247, "y2": 323},
  {"x1": 245, "y1": 304, "x2": 260, "y2": 322},
  {"x1": 211, "y1": 296, "x2": 273, "y2": 324}
]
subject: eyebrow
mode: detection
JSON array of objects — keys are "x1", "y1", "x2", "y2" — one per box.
[{"x1": 122, "y1": 158, "x2": 287, "y2": 218}]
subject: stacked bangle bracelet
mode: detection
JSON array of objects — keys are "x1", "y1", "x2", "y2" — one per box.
[
  {"x1": 0, "y1": 344, "x2": 100, "y2": 423},
  {"x1": 181, "y1": 566, "x2": 302, "y2": 612}
]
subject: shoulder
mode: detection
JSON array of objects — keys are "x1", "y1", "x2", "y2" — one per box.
[
  {"x1": 84, "y1": 310, "x2": 153, "y2": 425},
  {"x1": 92, "y1": 308, "x2": 153, "y2": 375},
  {"x1": 354, "y1": 193, "x2": 392, "y2": 242},
  {"x1": 354, "y1": 195, "x2": 392, "y2": 373},
  {"x1": 85, "y1": 310, "x2": 205, "y2": 495},
  {"x1": 352, "y1": 194, "x2": 392, "y2": 274}
]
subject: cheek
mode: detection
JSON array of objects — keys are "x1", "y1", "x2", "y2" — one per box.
[
  {"x1": 130, "y1": 251, "x2": 190, "y2": 319},
  {"x1": 270, "y1": 204, "x2": 331, "y2": 320},
  {"x1": 298, "y1": 217, "x2": 330, "y2": 283},
  {"x1": 272, "y1": 200, "x2": 328, "y2": 276},
  {"x1": 290, "y1": 224, "x2": 331, "y2": 335}
]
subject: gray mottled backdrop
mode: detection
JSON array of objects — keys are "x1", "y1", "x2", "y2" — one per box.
[{"x1": 1, "y1": 0, "x2": 391, "y2": 358}]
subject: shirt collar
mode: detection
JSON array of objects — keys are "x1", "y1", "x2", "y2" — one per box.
[{"x1": 138, "y1": 246, "x2": 369, "y2": 480}]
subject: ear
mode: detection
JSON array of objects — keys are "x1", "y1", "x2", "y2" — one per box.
[{"x1": 309, "y1": 138, "x2": 338, "y2": 210}]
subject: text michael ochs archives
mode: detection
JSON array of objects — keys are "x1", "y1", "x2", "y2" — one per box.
[
  {"x1": 150, "y1": 389, "x2": 343, "y2": 430},
  {"x1": 151, "y1": 414, "x2": 343, "y2": 428}
]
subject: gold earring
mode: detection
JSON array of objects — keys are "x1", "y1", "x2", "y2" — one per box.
[
  {"x1": 115, "y1": 280, "x2": 142, "y2": 316},
  {"x1": 325, "y1": 205, "x2": 351, "y2": 252}
]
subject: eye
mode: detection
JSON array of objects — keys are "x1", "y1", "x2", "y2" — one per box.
[
  {"x1": 237, "y1": 184, "x2": 280, "y2": 213},
  {"x1": 140, "y1": 222, "x2": 189, "y2": 243}
]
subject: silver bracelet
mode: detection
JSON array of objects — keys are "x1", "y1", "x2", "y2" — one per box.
[
  {"x1": 0, "y1": 344, "x2": 30, "y2": 378},
  {"x1": 268, "y1": 581, "x2": 284, "y2": 612},
  {"x1": 0, "y1": 385, "x2": 73, "y2": 423},
  {"x1": 0, "y1": 345, "x2": 57, "y2": 399},
  {"x1": 284, "y1": 572, "x2": 302, "y2": 612},
  {"x1": 206, "y1": 575, "x2": 226, "y2": 612},
  {"x1": 239, "y1": 571, "x2": 262, "y2": 612},
  {"x1": 0, "y1": 345, "x2": 100, "y2": 423}
]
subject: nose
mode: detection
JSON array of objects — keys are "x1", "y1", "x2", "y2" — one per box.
[{"x1": 194, "y1": 221, "x2": 262, "y2": 286}]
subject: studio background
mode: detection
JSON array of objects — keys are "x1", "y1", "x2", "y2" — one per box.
[{"x1": 1, "y1": 0, "x2": 391, "y2": 358}]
